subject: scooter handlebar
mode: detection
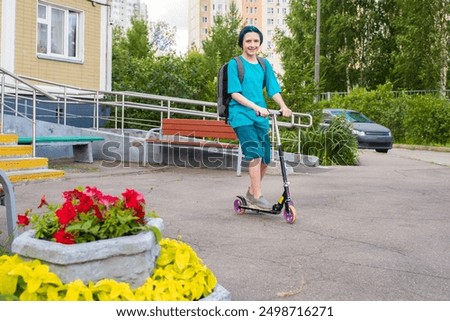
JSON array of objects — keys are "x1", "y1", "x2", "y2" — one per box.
[{"x1": 268, "y1": 109, "x2": 313, "y2": 128}]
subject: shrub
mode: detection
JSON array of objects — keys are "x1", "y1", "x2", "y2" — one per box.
[
  {"x1": 316, "y1": 85, "x2": 450, "y2": 146},
  {"x1": 282, "y1": 117, "x2": 359, "y2": 166}
]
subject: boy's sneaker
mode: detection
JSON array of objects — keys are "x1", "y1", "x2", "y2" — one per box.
[
  {"x1": 246, "y1": 188, "x2": 256, "y2": 203},
  {"x1": 246, "y1": 189, "x2": 272, "y2": 210}
]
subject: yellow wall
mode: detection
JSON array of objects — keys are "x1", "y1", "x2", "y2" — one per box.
[
  {"x1": 15, "y1": 0, "x2": 103, "y2": 90},
  {"x1": 0, "y1": 3, "x2": 3, "y2": 60}
]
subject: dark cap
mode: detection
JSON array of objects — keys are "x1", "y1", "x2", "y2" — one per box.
[{"x1": 238, "y1": 25, "x2": 263, "y2": 48}]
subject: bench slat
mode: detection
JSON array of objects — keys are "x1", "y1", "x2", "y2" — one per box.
[
  {"x1": 161, "y1": 119, "x2": 237, "y2": 140},
  {"x1": 147, "y1": 139, "x2": 239, "y2": 149},
  {"x1": 18, "y1": 136, "x2": 105, "y2": 144}
]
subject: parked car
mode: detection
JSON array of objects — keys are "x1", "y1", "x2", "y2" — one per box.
[{"x1": 322, "y1": 108, "x2": 393, "y2": 153}]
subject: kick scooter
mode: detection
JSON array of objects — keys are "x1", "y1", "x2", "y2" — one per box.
[{"x1": 233, "y1": 111, "x2": 297, "y2": 224}]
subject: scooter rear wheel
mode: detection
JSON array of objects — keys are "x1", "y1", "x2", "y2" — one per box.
[
  {"x1": 283, "y1": 204, "x2": 297, "y2": 224},
  {"x1": 233, "y1": 198, "x2": 246, "y2": 215}
]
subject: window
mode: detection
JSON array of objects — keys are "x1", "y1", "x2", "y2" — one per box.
[{"x1": 37, "y1": 3, "x2": 83, "y2": 61}]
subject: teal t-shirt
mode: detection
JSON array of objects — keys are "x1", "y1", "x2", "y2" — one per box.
[{"x1": 227, "y1": 56, "x2": 281, "y2": 129}]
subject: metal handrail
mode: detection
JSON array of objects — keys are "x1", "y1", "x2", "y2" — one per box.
[{"x1": 2, "y1": 69, "x2": 313, "y2": 159}]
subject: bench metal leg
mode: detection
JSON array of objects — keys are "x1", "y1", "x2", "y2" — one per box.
[
  {"x1": 236, "y1": 145, "x2": 242, "y2": 177},
  {"x1": 73, "y1": 143, "x2": 93, "y2": 163}
]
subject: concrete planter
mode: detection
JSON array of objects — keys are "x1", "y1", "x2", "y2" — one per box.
[
  {"x1": 12, "y1": 218, "x2": 164, "y2": 289},
  {"x1": 201, "y1": 284, "x2": 231, "y2": 301}
]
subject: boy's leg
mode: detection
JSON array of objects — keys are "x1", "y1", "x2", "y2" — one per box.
[{"x1": 249, "y1": 157, "x2": 263, "y2": 199}]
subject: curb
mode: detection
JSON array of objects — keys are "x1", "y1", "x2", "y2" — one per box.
[{"x1": 393, "y1": 144, "x2": 450, "y2": 152}]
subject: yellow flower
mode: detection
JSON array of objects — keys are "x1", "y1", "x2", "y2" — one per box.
[
  {"x1": 90, "y1": 279, "x2": 135, "y2": 301},
  {"x1": 63, "y1": 280, "x2": 94, "y2": 301},
  {"x1": 9, "y1": 260, "x2": 62, "y2": 294},
  {"x1": 0, "y1": 238, "x2": 218, "y2": 301},
  {"x1": 0, "y1": 255, "x2": 22, "y2": 295}
]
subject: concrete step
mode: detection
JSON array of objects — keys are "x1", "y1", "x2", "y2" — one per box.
[
  {"x1": 0, "y1": 145, "x2": 33, "y2": 157},
  {"x1": 0, "y1": 157, "x2": 49, "y2": 171},
  {"x1": 0, "y1": 133, "x2": 19, "y2": 145},
  {"x1": 5, "y1": 169, "x2": 65, "y2": 183}
]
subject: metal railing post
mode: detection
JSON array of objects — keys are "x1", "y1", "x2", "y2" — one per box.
[
  {"x1": 32, "y1": 90, "x2": 37, "y2": 157},
  {"x1": 167, "y1": 100, "x2": 171, "y2": 118},
  {"x1": 63, "y1": 87, "x2": 67, "y2": 125},
  {"x1": 114, "y1": 94, "x2": 118, "y2": 129},
  {"x1": 95, "y1": 91, "x2": 99, "y2": 130},
  {"x1": 1, "y1": 74, "x2": 4, "y2": 134},
  {"x1": 15, "y1": 82, "x2": 19, "y2": 116},
  {"x1": 121, "y1": 93, "x2": 125, "y2": 135}
]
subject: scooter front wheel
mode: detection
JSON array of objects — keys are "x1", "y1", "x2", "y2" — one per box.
[
  {"x1": 283, "y1": 204, "x2": 297, "y2": 224},
  {"x1": 233, "y1": 198, "x2": 246, "y2": 215}
]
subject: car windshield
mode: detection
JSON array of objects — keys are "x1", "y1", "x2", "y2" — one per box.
[
  {"x1": 346, "y1": 111, "x2": 373, "y2": 123},
  {"x1": 330, "y1": 110, "x2": 373, "y2": 123}
]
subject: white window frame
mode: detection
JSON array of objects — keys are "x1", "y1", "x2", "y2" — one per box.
[{"x1": 37, "y1": 2, "x2": 84, "y2": 63}]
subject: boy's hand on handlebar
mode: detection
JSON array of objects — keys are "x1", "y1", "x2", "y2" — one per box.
[
  {"x1": 256, "y1": 107, "x2": 270, "y2": 117},
  {"x1": 280, "y1": 106, "x2": 292, "y2": 118}
]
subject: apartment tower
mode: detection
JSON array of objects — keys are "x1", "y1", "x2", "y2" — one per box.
[
  {"x1": 110, "y1": 0, "x2": 148, "y2": 30},
  {"x1": 188, "y1": 0, "x2": 290, "y2": 73}
]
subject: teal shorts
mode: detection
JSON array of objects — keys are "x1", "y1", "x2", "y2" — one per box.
[{"x1": 234, "y1": 124, "x2": 271, "y2": 164}]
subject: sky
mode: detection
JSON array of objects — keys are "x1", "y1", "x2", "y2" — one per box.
[{"x1": 141, "y1": 0, "x2": 189, "y2": 53}]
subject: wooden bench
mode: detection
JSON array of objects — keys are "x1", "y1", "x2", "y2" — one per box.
[
  {"x1": 18, "y1": 136, "x2": 104, "y2": 163},
  {"x1": 144, "y1": 118, "x2": 243, "y2": 175}
]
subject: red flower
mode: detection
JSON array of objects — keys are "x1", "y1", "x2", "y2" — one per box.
[
  {"x1": 122, "y1": 188, "x2": 145, "y2": 217},
  {"x1": 37, "y1": 195, "x2": 48, "y2": 208},
  {"x1": 55, "y1": 202, "x2": 77, "y2": 225},
  {"x1": 74, "y1": 192, "x2": 94, "y2": 214},
  {"x1": 54, "y1": 229, "x2": 75, "y2": 244},
  {"x1": 18, "y1": 186, "x2": 149, "y2": 244},
  {"x1": 98, "y1": 194, "x2": 119, "y2": 208},
  {"x1": 17, "y1": 214, "x2": 30, "y2": 226},
  {"x1": 93, "y1": 204, "x2": 103, "y2": 221},
  {"x1": 63, "y1": 188, "x2": 83, "y2": 202},
  {"x1": 84, "y1": 186, "x2": 103, "y2": 198}
]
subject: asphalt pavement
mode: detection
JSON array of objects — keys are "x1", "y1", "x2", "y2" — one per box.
[{"x1": 1, "y1": 148, "x2": 449, "y2": 300}]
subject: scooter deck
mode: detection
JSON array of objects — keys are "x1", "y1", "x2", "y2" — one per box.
[{"x1": 234, "y1": 195, "x2": 281, "y2": 215}]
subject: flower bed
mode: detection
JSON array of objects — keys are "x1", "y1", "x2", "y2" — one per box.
[
  {"x1": 11, "y1": 218, "x2": 163, "y2": 287},
  {"x1": 1, "y1": 238, "x2": 221, "y2": 301},
  {"x1": 3, "y1": 186, "x2": 231, "y2": 301},
  {"x1": 16, "y1": 186, "x2": 154, "y2": 244}
]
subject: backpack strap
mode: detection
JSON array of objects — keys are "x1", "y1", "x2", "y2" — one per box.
[
  {"x1": 257, "y1": 56, "x2": 267, "y2": 88},
  {"x1": 234, "y1": 56, "x2": 267, "y2": 87},
  {"x1": 234, "y1": 57, "x2": 245, "y2": 83}
]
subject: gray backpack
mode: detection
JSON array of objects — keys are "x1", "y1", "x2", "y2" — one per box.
[{"x1": 217, "y1": 56, "x2": 266, "y2": 122}]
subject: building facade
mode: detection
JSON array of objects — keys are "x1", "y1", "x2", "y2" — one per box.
[
  {"x1": 0, "y1": 0, "x2": 112, "y2": 92},
  {"x1": 110, "y1": 0, "x2": 147, "y2": 31},
  {"x1": 188, "y1": 0, "x2": 290, "y2": 74}
]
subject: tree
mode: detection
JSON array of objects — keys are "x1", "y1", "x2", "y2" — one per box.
[
  {"x1": 148, "y1": 21, "x2": 177, "y2": 55},
  {"x1": 126, "y1": 18, "x2": 153, "y2": 58},
  {"x1": 201, "y1": 1, "x2": 243, "y2": 79},
  {"x1": 277, "y1": 0, "x2": 450, "y2": 102},
  {"x1": 276, "y1": 0, "x2": 323, "y2": 110}
]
